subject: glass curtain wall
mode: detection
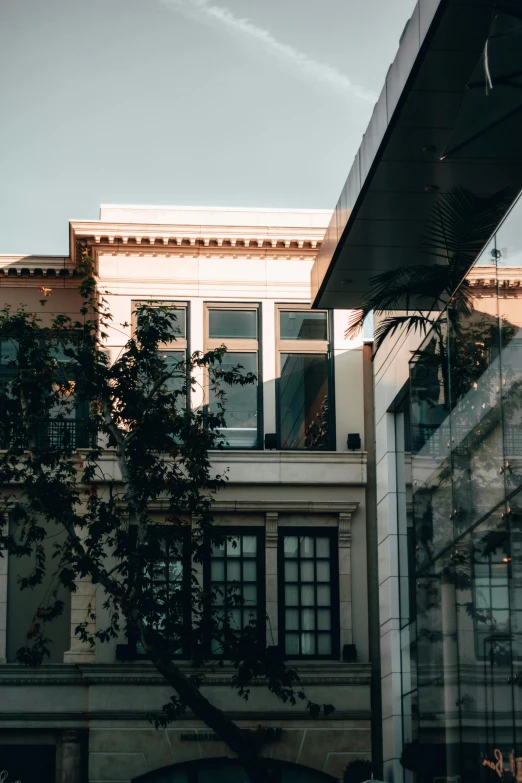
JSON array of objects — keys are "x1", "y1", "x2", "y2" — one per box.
[{"x1": 405, "y1": 193, "x2": 522, "y2": 783}]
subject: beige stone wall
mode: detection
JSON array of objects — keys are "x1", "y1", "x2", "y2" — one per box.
[{"x1": 88, "y1": 721, "x2": 372, "y2": 782}]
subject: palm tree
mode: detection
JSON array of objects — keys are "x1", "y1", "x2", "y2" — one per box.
[{"x1": 345, "y1": 186, "x2": 514, "y2": 354}]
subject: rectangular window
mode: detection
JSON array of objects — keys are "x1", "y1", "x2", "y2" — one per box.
[
  {"x1": 278, "y1": 529, "x2": 339, "y2": 659},
  {"x1": 280, "y1": 311, "x2": 327, "y2": 341},
  {"x1": 125, "y1": 527, "x2": 191, "y2": 660},
  {"x1": 206, "y1": 304, "x2": 260, "y2": 449},
  {"x1": 276, "y1": 307, "x2": 332, "y2": 450},
  {"x1": 132, "y1": 301, "x2": 189, "y2": 406},
  {"x1": 0, "y1": 337, "x2": 93, "y2": 450},
  {"x1": 207, "y1": 529, "x2": 265, "y2": 655}
]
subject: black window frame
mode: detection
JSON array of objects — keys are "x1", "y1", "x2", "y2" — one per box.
[
  {"x1": 277, "y1": 527, "x2": 340, "y2": 661},
  {"x1": 275, "y1": 306, "x2": 335, "y2": 451},
  {"x1": 117, "y1": 525, "x2": 192, "y2": 661},
  {"x1": 203, "y1": 526, "x2": 266, "y2": 658},
  {"x1": 131, "y1": 299, "x2": 191, "y2": 413},
  {"x1": 205, "y1": 302, "x2": 263, "y2": 451}
]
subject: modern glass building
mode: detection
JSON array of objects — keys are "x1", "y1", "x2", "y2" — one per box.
[
  {"x1": 311, "y1": 1, "x2": 522, "y2": 781},
  {"x1": 405, "y1": 194, "x2": 522, "y2": 783}
]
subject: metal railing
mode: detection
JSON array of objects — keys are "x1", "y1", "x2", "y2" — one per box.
[{"x1": 0, "y1": 419, "x2": 95, "y2": 450}]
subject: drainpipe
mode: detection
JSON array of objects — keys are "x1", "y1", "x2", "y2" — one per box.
[{"x1": 363, "y1": 341, "x2": 383, "y2": 775}]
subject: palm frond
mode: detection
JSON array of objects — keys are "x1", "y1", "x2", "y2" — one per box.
[
  {"x1": 424, "y1": 186, "x2": 515, "y2": 272},
  {"x1": 344, "y1": 308, "x2": 366, "y2": 340},
  {"x1": 373, "y1": 314, "x2": 433, "y2": 355}
]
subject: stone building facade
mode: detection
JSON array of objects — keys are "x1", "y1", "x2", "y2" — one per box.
[{"x1": 0, "y1": 206, "x2": 374, "y2": 783}]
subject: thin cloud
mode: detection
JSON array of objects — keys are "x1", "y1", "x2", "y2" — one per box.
[{"x1": 159, "y1": 0, "x2": 377, "y2": 103}]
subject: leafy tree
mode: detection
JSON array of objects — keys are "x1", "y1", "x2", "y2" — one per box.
[
  {"x1": 345, "y1": 186, "x2": 514, "y2": 354},
  {"x1": 0, "y1": 254, "x2": 332, "y2": 783}
]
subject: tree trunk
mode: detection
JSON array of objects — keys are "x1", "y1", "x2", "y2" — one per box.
[{"x1": 143, "y1": 638, "x2": 271, "y2": 783}]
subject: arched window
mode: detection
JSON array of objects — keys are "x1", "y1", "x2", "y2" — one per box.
[{"x1": 134, "y1": 758, "x2": 337, "y2": 783}]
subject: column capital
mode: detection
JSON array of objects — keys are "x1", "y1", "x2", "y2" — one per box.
[{"x1": 265, "y1": 511, "x2": 278, "y2": 546}]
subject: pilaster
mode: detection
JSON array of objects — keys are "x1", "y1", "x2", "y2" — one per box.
[
  {"x1": 265, "y1": 512, "x2": 278, "y2": 646},
  {"x1": 338, "y1": 511, "x2": 353, "y2": 648}
]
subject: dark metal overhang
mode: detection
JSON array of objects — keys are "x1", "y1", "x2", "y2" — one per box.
[{"x1": 312, "y1": 0, "x2": 522, "y2": 309}]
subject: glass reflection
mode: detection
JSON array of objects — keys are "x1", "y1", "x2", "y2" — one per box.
[
  {"x1": 280, "y1": 311, "x2": 327, "y2": 340},
  {"x1": 209, "y1": 352, "x2": 258, "y2": 448},
  {"x1": 278, "y1": 353, "x2": 330, "y2": 450}
]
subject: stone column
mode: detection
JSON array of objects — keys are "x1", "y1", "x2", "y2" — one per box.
[
  {"x1": 338, "y1": 512, "x2": 353, "y2": 649},
  {"x1": 265, "y1": 512, "x2": 278, "y2": 647},
  {"x1": 63, "y1": 576, "x2": 96, "y2": 663},
  {"x1": 56, "y1": 730, "x2": 83, "y2": 783}
]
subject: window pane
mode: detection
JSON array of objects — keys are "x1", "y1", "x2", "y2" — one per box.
[
  {"x1": 211, "y1": 560, "x2": 225, "y2": 581},
  {"x1": 285, "y1": 585, "x2": 299, "y2": 606},
  {"x1": 317, "y1": 634, "x2": 332, "y2": 655},
  {"x1": 316, "y1": 538, "x2": 330, "y2": 557},
  {"x1": 209, "y1": 309, "x2": 257, "y2": 339},
  {"x1": 242, "y1": 535, "x2": 257, "y2": 556},
  {"x1": 243, "y1": 560, "x2": 256, "y2": 581},
  {"x1": 301, "y1": 633, "x2": 316, "y2": 655},
  {"x1": 286, "y1": 609, "x2": 299, "y2": 630},
  {"x1": 285, "y1": 561, "x2": 298, "y2": 581},
  {"x1": 285, "y1": 633, "x2": 299, "y2": 655},
  {"x1": 317, "y1": 609, "x2": 331, "y2": 630},
  {"x1": 243, "y1": 584, "x2": 257, "y2": 605},
  {"x1": 316, "y1": 561, "x2": 330, "y2": 582},
  {"x1": 300, "y1": 561, "x2": 314, "y2": 582},
  {"x1": 279, "y1": 353, "x2": 329, "y2": 450},
  {"x1": 226, "y1": 537, "x2": 241, "y2": 557},
  {"x1": 300, "y1": 536, "x2": 314, "y2": 557},
  {"x1": 227, "y1": 561, "x2": 241, "y2": 582},
  {"x1": 165, "y1": 307, "x2": 186, "y2": 338},
  {"x1": 280, "y1": 311, "x2": 327, "y2": 340},
  {"x1": 317, "y1": 585, "x2": 331, "y2": 606},
  {"x1": 301, "y1": 608, "x2": 315, "y2": 630},
  {"x1": 210, "y1": 352, "x2": 258, "y2": 448},
  {"x1": 301, "y1": 585, "x2": 315, "y2": 606},
  {"x1": 159, "y1": 351, "x2": 186, "y2": 396},
  {"x1": 284, "y1": 537, "x2": 298, "y2": 557}
]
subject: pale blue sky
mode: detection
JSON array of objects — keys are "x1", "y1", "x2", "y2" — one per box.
[{"x1": 0, "y1": 0, "x2": 416, "y2": 255}]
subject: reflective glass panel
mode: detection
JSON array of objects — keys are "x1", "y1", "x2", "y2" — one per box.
[
  {"x1": 208, "y1": 310, "x2": 257, "y2": 339},
  {"x1": 280, "y1": 311, "x2": 327, "y2": 340},
  {"x1": 279, "y1": 353, "x2": 329, "y2": 450},
  {"x1": 209, "y1": 352, "x2": 258, "y2": 448}
]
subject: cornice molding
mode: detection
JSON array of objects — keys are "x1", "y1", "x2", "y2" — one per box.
[
  {"x1": 70, "y1": 221, "x2": 324, "y2": 266},
  {"x1": 210, "y1": 500, "x2": 359, "y2": 514},
  {"x1": 466, "y1": 265, "x2": 522, "y2": 290},
  {"x1": 0, "y1": 661, "x2": 370, "y2": 687},
  {"x1": 0, "y1": 710, "x2": 371, "y2": 724},
  {"x1": 0, "y1": 255, "x2": 76, "y2": 280}
]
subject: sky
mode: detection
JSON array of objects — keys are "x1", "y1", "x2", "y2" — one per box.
[{"x1": 0, "y1": 0, "x2": 417, "y2": 255}]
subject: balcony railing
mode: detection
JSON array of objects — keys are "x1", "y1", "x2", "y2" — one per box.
[{"x1": 0, "y1": 419, "x2": 95, "y2": 450}]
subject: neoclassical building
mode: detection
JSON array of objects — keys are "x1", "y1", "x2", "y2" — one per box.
[{"x1": 0, "y1": 206, "x2": 375, "y2": 783}]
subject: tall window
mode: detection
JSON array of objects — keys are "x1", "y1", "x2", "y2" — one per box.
[
  {"x1": 278, "y1": 529, "x2": 339, "y2": 659},
  {"x1": 126, "y1": 528, "x2": 191, "y2": 660},
  {"x1": 0, "y1": 337, "x2": 92, "y2": 450},
  {"x1": 206, "y1": 530, "x2": 264, "y2": 655},
  {"x1": 206, "y1": 305, "x2": 260, "y2": 449},
  {"x1": 132, "y1": 301, "x2": 188, "y2": 403},
  {"x1": 276, "y1": 308, "x2": 332, "y2": 450}
]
